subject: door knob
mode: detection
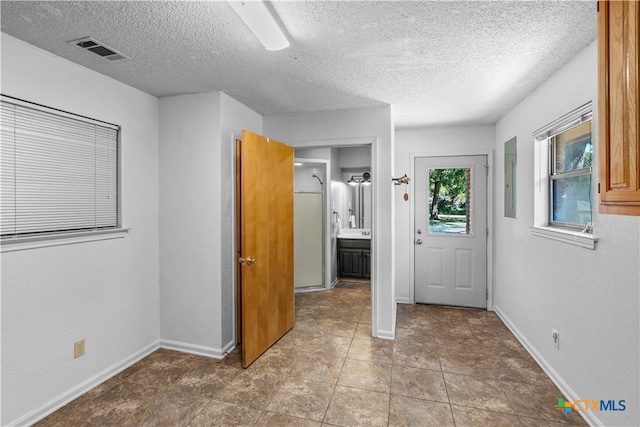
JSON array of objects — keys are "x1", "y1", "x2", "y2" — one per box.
[
  {"x1": 415, "y1": 239, "x2": 423, "y2": 245},
  {"x1": 239, "y1": 256, "x2": 257, "y2": 265}
]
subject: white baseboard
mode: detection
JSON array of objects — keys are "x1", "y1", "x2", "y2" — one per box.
[
  {"x1": 9, "y1": 341, "x2": 159, "y2": 427},
  {"x1": 396, "y1": 297, "x2": 411, "y2": 304},
  {"x1": 376, "y1": 329, "x2": 395, "y2": 340},
  {"x1": 493, "y1": 306, "x2": 598, "y2": 427},
  {"x1": 159, "y1": 338, "x2": 235, "y2": 359}
]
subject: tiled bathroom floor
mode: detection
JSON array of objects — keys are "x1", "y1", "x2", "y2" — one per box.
[{"x1": 36, "y1": 281, "x2": 586, "y2": 426}]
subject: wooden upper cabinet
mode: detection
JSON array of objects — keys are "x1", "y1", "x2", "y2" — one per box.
[{"x1": 598, "y1": 0, "x2": 640, "y2": 216}]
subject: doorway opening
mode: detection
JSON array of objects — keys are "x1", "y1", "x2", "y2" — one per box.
[{"x1": 233, "y1": 137, "x2": 378, "y2": 367}]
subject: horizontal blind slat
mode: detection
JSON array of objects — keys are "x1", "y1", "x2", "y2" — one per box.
[{"x1": 1, "y1": 99, "x2": 118, "y2": 237}]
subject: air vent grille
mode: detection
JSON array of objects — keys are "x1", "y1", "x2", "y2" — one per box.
[{"x1": 68, "y1": 37, "x2": 130, "y2": 62}]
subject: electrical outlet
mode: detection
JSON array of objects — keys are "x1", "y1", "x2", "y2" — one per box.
[
  {"x1": 551, "y1": 329, "x2": 559, "y2": 349},
  {"x1": 74, "y1": 339, "x2": 85, "y2": 358}
]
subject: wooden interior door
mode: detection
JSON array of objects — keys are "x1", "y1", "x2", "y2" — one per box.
[{"x1": 238, "y1": 130, "x2": 294, "y2": 368}]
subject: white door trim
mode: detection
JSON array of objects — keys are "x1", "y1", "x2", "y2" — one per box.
[{"x1": 409, "y1": 149, "x2": 494, "y2": 310}]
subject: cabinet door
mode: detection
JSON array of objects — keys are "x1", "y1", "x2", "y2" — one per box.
[
  {"x1": 362, "y1": 250, "x2": 371, "y2": 279},
  {"x1": 339, "y1": 249, "x2": 362, "y2": 278},
  {"x1": 598, "y1": 0, "x2": 640, "y2": 215}
]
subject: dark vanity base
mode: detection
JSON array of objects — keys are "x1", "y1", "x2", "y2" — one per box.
[{"x1": 338, "y1": 238, "x2": 371, "y2": 279}]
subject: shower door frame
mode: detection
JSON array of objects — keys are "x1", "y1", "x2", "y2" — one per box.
[{"x1": 293, "y1": 158, "x2": 330, "y2": 291}]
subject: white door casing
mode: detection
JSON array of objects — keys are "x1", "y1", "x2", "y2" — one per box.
[{"x1": 414, "y1": 155, "x2": 488, "y2": 308}]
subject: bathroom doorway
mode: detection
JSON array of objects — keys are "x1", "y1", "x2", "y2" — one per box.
[{"x1": 294, "y1": 160, "x2": 327, "y2": 291}]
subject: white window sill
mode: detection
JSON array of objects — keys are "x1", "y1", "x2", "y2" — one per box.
[
  {"x1": 1, "y1": 228, "x2": 129, "y2": 253},
  {"x1": 530, "y1": 226, "x2": 597, "y2": 250}
]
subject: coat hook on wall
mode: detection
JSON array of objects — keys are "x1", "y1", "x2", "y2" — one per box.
[
  {"x1": 391, "y1": 174, "x2": 410, "y2": 185},
  {"x1": 392, "y1": 174, "x2": 411, "y2": 201}
]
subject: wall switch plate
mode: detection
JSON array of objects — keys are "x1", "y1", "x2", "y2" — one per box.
[
  {"x1": 74, "y1": 339, "x2": 85, "y2": 358},
  {"x1": 551, "y1": 329, "x2": 559, "y2": 349}
]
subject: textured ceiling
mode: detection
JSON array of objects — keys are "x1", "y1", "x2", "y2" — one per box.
[{"x1": 1, "y1": 1, "x2": 597, "y2": 128}]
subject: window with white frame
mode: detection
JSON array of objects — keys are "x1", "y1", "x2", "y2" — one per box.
[
  {"x1": 548, "y1": 118, "x2": 592, "y2": 229},
  {"x1": 532, "y1": 102, "x2": 596, "y2": 248},
  {"x1": 1, "y1": 95, "x2": 120, "y2": 241}
]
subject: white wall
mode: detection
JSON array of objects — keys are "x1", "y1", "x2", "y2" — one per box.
[
  {"x1": 294, "y1": 162, "x2": 326, "y2": 193},
  {"x1": 159, "y1": 91, "x2": 262, "y2": 354},
  {"x1": 394, "y1": 125, "x2": 496, "y2": 302},
  {"x1": 159, "y1": 92, "x2": 223, "y2": 354},
  {"x1": 339, "y1": 146, "x2": 371, "y2": 169},
  {"x1": 264, "y1": 106, "x2": 395, "y2": 338},
  {"x1": 1, "y1": 34, "x2": 160, "y2": 425},
  {"x1": 494, "y1": 41, "x2": 639, "y2": 427}
]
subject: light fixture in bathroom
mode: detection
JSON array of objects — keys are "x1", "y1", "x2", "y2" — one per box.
[
  {"x1": 294, "y1": 162, "x2": 303, "y2": 166},
  {"x1": 348, "y1": 173, "x2": 372, "y2": 186}
]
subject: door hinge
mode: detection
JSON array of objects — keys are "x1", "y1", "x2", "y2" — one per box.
[
  {"x1": 598, "y1": 183, "x2": 600, "y2": 193},
  {"x1": 485, "y1": 164, "x2": 489, "y2": 175},
  {"x1": 486, "y1": 228, "x2": 489, "y2": 237},
  {"x1": 486, "y1": 289, "x2": 489, "y2": 300}
]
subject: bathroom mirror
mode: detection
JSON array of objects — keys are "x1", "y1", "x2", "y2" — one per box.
[{"x1": 344, "y1": 171, "x2": 372, "y2": 229}]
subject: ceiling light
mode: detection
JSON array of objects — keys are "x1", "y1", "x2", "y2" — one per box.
[
  {"x1": 294, "y1": 162, "x2": 303, "y2": 166},
  {"x1": 228, "y1": 1, "x2": 289, "y2": 51}
]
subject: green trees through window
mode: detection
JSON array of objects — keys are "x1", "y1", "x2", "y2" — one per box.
[{"x1": 428, "y1": 168, "x2": 471, "y2": 234}]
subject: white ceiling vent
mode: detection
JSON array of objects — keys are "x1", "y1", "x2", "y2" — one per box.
[{"x1": 68, "y1": 37, "x2": 130, "y2": 62}]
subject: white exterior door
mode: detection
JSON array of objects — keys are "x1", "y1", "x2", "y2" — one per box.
[{"x1": 414, "y1": 156, "x2": 487, "y2": 308}]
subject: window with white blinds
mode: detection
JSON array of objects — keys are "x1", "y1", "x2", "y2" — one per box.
[{"x1": 1, "y1": 96, "x2": 119, "y2": 239}]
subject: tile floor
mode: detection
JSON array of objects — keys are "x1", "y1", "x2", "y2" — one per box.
[{"x1": 36, "y1": 281, "x2": 587, "y2": 426}]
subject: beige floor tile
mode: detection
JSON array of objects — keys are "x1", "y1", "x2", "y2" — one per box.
[
  {"x1": 518, "y1": 416, "x2": 573, "y2": 426},
  {"x1": 444, "y1": 372, "x2": 514, "y2": 414},
  {"x1": 337, "y1": 358, "x2": 391, "y2": 393},
  {"x1": 217, "y1": 371, "x2": 284, "y2": 410},
  {"x1": 392, "y1": 340, "x2": 441, "y2": 371},
  {"x1": 390, "y1": 365, "x2": 449, "y2": 403},
  {"x1": 347, "y1": 337, "x2": 393, "y2": 365},
  {"x1": 359, "y1": 308, "x2": 372, "y2": 324},
  {"x1": 244, "y1": 346, "x2": 297, "y2": 376},
  {"x1": 494, "y1": 354, "x2": 550, "y2": 384},
  {"x1": 288, "y1": 351, "x2": 345, "y2": 384},
  {"x1": 438, "y1": 349, "x2": 499, "y2": 378},
  {"x1": 80, "y1": 380, "x2": 155, "y2": 426},
  {"x1": 138, "y1": 391, "x2": 210, "y2": 426},
  {"x1": 171, "y1": 363, "x2": 240, "y2": 399},
  {"x1": 354, "y1": 322, "x2": 372, "y2": 339},
  {"x1": 188, "y1": 400, "x2": 263, "y2": 426},
  {"x1": 266, "y1": 377, "x2": 335, "y2": 421},
  {"x1": 388, "y1": 395, "x2": 455, "y2": 426},
  {"x1": 500, "y1": 379, "x2": 587, "y2": 425},
  {"x1": 451, "y1": 405, "x2": 520, "y2": 427},
  {"x1": 36, "y1": 282, "x2": 571, "y2": 427},
  {"x1": 256, "y1": 411, "x2": 323, "y2": 426},
  {"x1": 324, "y1": 385, "x2": 389, "y2": 426}
]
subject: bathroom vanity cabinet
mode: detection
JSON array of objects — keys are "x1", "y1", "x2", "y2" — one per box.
[{"x1": 338, "y1": 238, "x2": 371, "y2": 279}]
